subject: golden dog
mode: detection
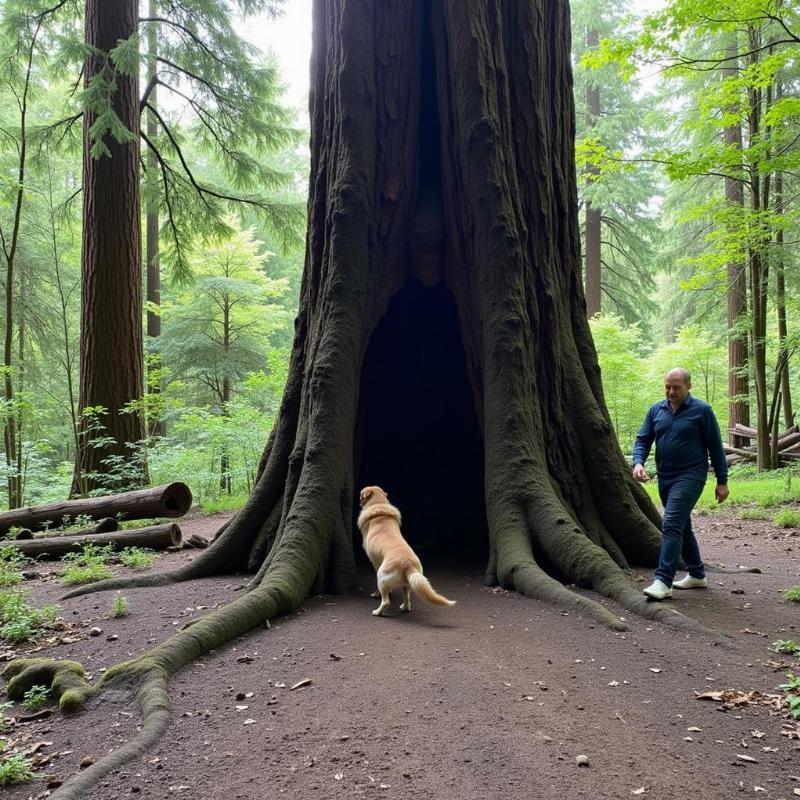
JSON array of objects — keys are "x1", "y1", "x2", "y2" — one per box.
[{"x1": 357, "y1": 486, "x2": 456, "y2": 616}]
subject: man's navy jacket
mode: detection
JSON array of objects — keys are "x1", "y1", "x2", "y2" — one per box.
[{"x1": 632, "y1": 393, "x2": 728, "y2": 484}]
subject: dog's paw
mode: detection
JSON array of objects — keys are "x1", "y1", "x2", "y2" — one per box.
[
  {"x1": 370, "y1": 591, "x2": 380, "y2": 599},
  {"x1": 372, "y1": 607, "x2": 386, "y2": 616},
  {"x1": 399, "y1": 603, "x2": 411, "y2": 612}
]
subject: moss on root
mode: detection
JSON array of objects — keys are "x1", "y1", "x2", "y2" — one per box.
[{"x1": 2, "y1": 659, "x2": 93, "y2": 712}]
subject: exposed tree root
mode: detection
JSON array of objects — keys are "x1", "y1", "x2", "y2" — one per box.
[
  {"x1": 5, "y1": 567, "x2": 314, "y2": 799},
  {"x1": 706, "y1": 562, "x2": 762, "y2": 574}
]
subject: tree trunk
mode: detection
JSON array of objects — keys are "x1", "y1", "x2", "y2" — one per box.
[
  {"x1": 745, "y1": 28, "x2": 772, "y2": 469},
  {"x1": 145, "y1": 0, "x2": 165, "y2": 439},
  {"x1": 219, "y1": 296, "x2": 232, "y2": 495},
  {"x1": 773, "y1": 82, "x2": 792, "y2": 428},
  {"x1": 583, "y1": 28, "x2": 601, "y2": 317},
  {"x1": 20, "y1": 5, "x2": 724, "y2": 795},
  {"x1": 0, "y1": 482, "x2": 191, "y2": 534},
  {"x1": 723, "y1": 39, "x2": 750, "y2": 449},
  {"x1": 0, "y1": 523, "x2": 181, "y2": 559},
  {"x1": 72, "y1": 0, "x2": 146, "y2": 496}
]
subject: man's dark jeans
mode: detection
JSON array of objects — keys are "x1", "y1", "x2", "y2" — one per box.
[{"x1": 655, "y1": 475, "x2": 706, "y2": 587}]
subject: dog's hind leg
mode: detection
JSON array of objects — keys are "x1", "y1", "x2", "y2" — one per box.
[
  {"x1": 372, "y1": 587, "x2": 390, "y2": 616},
  {"x1": 372, "y1": 577, "x2": 391, "y2": 616},
  {"x1": 399, "y1": 585, "x2": 411, "y2": 612},
  {"x1": 373, "y1": 568, "x2": 397, "y2": 616}
]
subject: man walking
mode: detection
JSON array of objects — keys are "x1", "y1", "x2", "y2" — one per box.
[{"x1": 632, "y1": 367, "x2": 729, "y2": 601}]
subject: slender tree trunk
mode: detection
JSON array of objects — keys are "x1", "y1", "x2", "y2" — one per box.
[
  {"x1": 774, "y1": 79, "x2": 792, "y2": 428},
  {"x1": 72, "y1": 0, "x2": 146, "y2": 495},
  {"x1": 15, "y1": 263, "x2": 25, "y2": 502},
  {"x1": 145, "y1": 0, "x2": 165, "y2": 439},
  {"x1": 746, "y1": 37, "x2": 772, "y2": 469},
  {"x1": 583, "y1": 28, "x2": 601, "y2": 317},
  {"x1": 46, "y1": 160, "x2": 82, "y2": 475},
  {"x1": 220, "y1": 376, "x2": 231, "y2": 495},
  {"x1": 723, "y1": 40, "x2": 750, "y2": 449},
  {"x1": 220, "y1": 297, "x2": 231, "y2": 495}
]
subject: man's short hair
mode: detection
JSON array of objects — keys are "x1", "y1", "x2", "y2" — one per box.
[{"x1": 665, "y1": 367, "x2": 691, "y2": 385}]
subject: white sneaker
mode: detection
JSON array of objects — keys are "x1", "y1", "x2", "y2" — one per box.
[
  {"x1": 643, "y1": 579, "x2": 672, "y2": 600},
  {"x1": 673, "y1": 575, "x2": 708, "y2": 590}
]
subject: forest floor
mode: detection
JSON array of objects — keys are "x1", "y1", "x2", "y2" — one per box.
[{"x1": 2, "y1": 510, "x2": 800, "y2": 800}]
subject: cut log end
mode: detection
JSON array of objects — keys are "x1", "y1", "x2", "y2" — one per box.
[{"x1": 161, "y1": 483, "x2": 193, "y2": 517}]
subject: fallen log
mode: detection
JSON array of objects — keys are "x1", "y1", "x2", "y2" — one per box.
[
  {"x1": 777, "y1": 431, "x2": 800, "y2": 451},
  {"x1": 723, "y1": 445, "x2": 757, "y2": 459},
  {"x1": 731, "y1": 423, "x2": 758, "y2": 438},
  {"x1": 0, "y1": 483, "x2": 192, "y2": 535},
  {"x1": 0, "y1": 524, "x2": 181, "y2": 559}
]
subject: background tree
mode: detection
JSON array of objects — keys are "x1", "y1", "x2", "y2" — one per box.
[
  {"x1": 72, "y1": 0, "x2": 144, "y2": 495},
  {"x1": 572, "y1": 0, "x2": 660, "y2": 324},
  {"x1": 160, "y1": 218, "x2": 289, "y2": 491}
]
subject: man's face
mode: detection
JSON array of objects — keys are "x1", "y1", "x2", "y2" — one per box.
[{"x1": 664, "y1": 372, "x2": 690, "y2": 407}]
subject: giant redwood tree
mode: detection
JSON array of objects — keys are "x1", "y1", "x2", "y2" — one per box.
[{"x1": 6, "y1": 1, "x2": 724, "y2": 796}]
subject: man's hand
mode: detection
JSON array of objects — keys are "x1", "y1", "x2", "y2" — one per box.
[
  {"x1": 715, "y1": 484, "x2": 729, "y2": 504},
  {"x1": 632, "y1": 464, "x2": 648, "y2": 482}
]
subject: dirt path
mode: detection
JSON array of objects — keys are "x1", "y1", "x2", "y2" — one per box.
[{"x1": 3, "y1": 512, "x2": 800, "y2": 799}]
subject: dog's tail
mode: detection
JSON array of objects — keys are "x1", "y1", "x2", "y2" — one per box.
[{"x1": 407, "y1": 569, "x2": 456, "y2": 608}]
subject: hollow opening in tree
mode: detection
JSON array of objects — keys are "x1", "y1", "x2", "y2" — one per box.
[{"x1": 355, "y1": 279, "x2": 488, "y2": 562}]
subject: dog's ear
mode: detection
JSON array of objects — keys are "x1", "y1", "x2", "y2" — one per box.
[{"x1": 359, "y1": 487, "x2": 375, "y2": 506}]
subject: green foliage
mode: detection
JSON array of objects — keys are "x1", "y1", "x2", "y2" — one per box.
[
  {"x1": 773, "y1": 509, "x2": 800, "y2": 528},
  {"x1": 773, "y1": 639, "x2": 800, "y2": 656},
  {"x1": 589, "y1": 314, "x2": 651, "y2": 450},
  {"x1": 571, "y1": 0, "x2": 660, "y2": 323},
  {"x1": 118, "y1": 548, "x2": 155, "y2": 570},
  {"x1": 142, "y1": 1, "x2": 305, "y2": 276},
  {"x1": 641, "y1": 465, "x2": 800, "y2": 509},
  {"x1": 0, "y1": 751, "x2": 34, "y2": 787},
  {"x1": 778, "y1": 673, "x2": 800, "y2": 720},
  {"x1": 738, "y1": 508, "x2": 769, "y2": 520},
  {"x1": 784, "y1": 586, "x2": 800, "y2": 603},
  {"x1": 200, "y1": 493, "x2": 249, "y2": 514},
  {"x1": 0, "y1": 590, "x2": 57, "y2": 644},
  {"x1": 111, "y1": 593, "x2": 129, "y2": 618},
  {"x1": 646, "y1": 325, "x2": 728, "y2": 429},
  {"x1": 21, "y1": 684, "x2": 49, "y2": 712},
  {"x1": 0, "y1": 701, "x2": 13, "y2": 733},
  {"x1": 0, "y1": 548, "x2": 30, "y2": 588},
  {"x1": 59, "y1": 543, "x2": 115, "y2": 586},
  {"x1": 161, "y1": 217, "x2": 290, "y2": 408},
  {"x1": 44, "y1": 514, "x2": 94, "y2": 533}
]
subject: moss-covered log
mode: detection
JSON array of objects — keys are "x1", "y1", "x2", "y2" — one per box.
[{"x1": 6, "y1": 2, "x2": 728, "y2": 796}]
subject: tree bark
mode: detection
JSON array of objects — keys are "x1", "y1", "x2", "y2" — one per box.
[
  {"x1": 145, "y1": 0, "x2": 165, "y2": 439},
  {"x1": 0, "y1": 524, "x2": 181, "y2": 559},
  {"x1": 72, "y1": 0, "x2": 146, "y2": 495},
  {"x1": 0, "y1": 482, "x2": 191, "y2": 534},
  {"x1": 723, "y1": 39, "x2": 750, "y2": 449},
  {"x1": 774, "y1": 93, "x2": 792, "y2": 428}
]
